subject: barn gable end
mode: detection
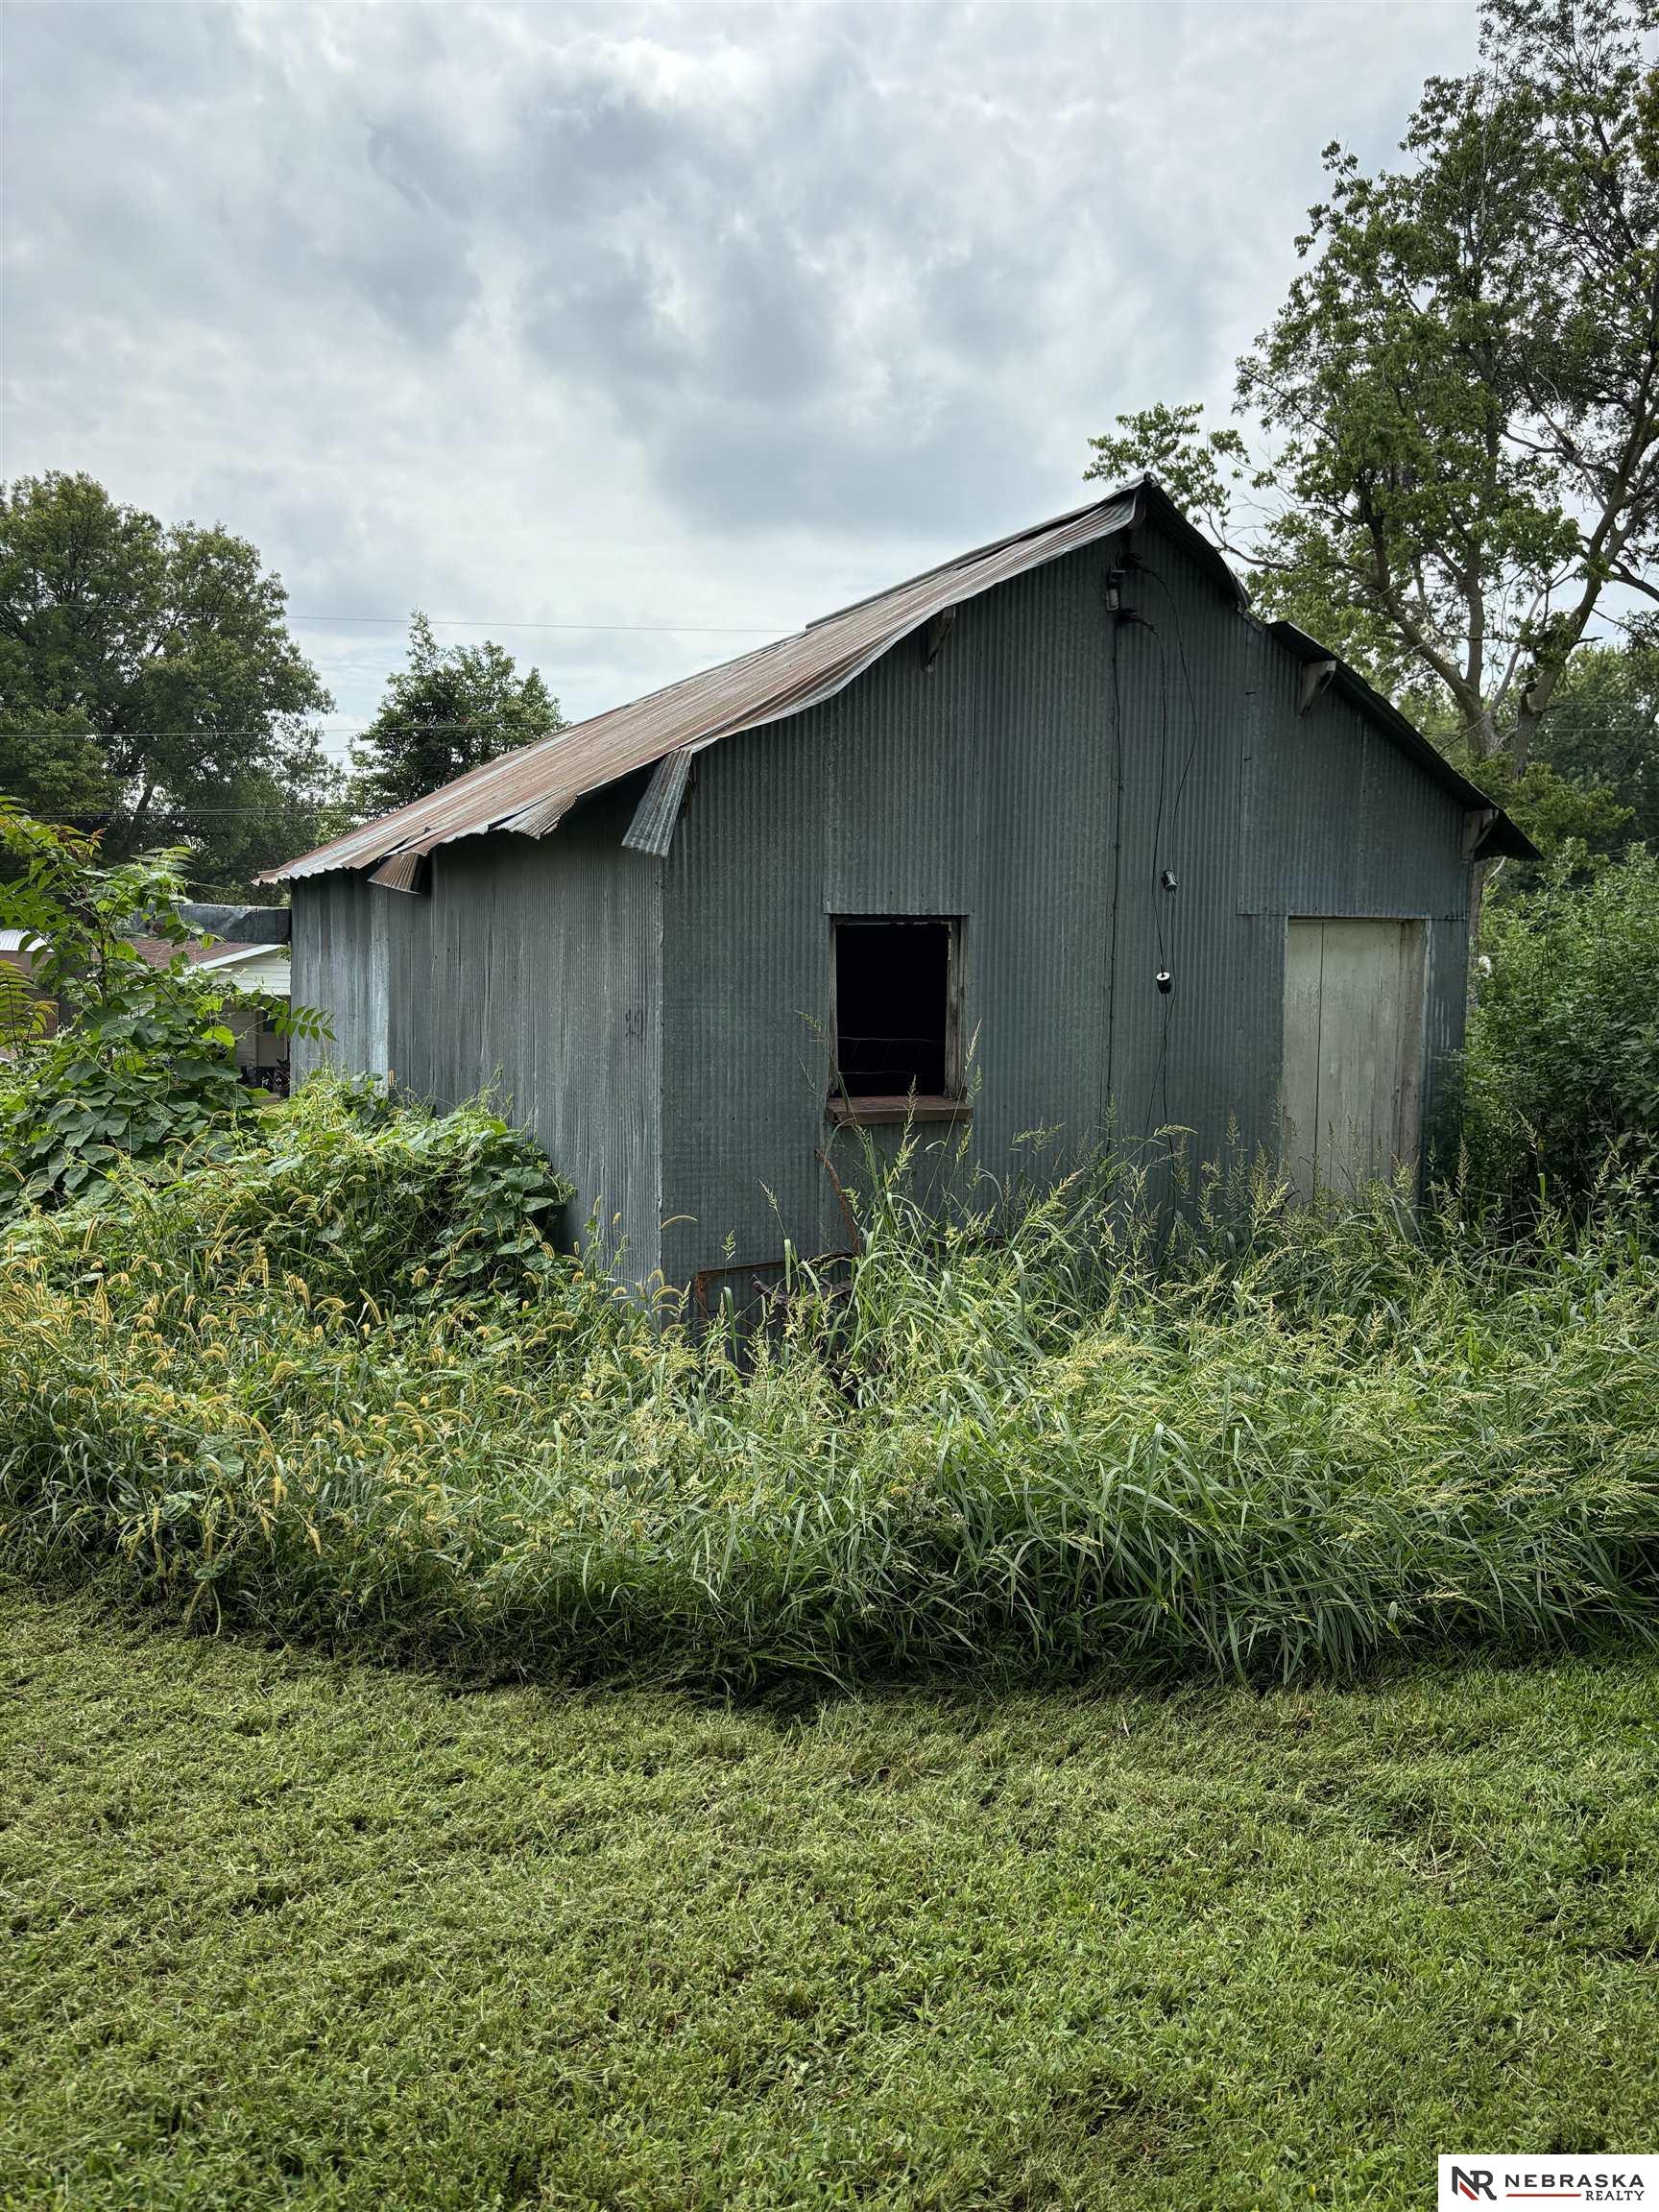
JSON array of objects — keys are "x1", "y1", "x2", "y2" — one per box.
[{"x1": 287, "y1": 486, "x2": 1527, "y2": 1288}]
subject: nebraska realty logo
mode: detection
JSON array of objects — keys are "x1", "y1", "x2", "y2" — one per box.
[{"x1": 1438, "y1": 2157, "x2": 1657, "y2": 2207}]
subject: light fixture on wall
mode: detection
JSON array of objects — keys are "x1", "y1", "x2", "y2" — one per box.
[{"x1": 1156, "y1": 969, "x2": 1173, "y2": 996}]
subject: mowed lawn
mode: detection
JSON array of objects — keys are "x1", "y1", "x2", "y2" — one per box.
[{"x1": 3, "y1": 1590, "x2": 1656, "y2": 2211}]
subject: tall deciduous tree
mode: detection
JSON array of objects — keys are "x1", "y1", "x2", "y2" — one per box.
[
  {"x1": 0, "y1": 471, "x2": 340, "y2": 893},
  {"x1": 1088, "y1": 0, "x2": 1659, "y2": 774},
  {"x1": 349, "y1": 613, "x2": 565, "y2": 820},
  {"x1": 1532, "y1": 632, "x2": 1659, "y2": 849}
]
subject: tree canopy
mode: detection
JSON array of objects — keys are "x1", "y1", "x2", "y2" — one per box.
[
  {"x1": 349, "y1": 613, "x2": 565, "y2": 821},
  {"x1": 1532, "y1": 631, "x2": 1659, "y2": 852},
  {"x1": 0, "y1": 471, "x2": 341, "y2": 896},
  {"x1": 1088, "y1": 0, "x2": 1659, "y2": 775}
]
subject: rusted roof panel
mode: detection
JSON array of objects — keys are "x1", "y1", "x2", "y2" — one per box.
[
  {"x1": 260, "y1": 484, "x2": 1153, "y2": 883},
  {"x1": 261, "y1": 473, "x2": 1531, "y2": 882}
]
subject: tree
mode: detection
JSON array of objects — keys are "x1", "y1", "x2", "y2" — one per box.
[
  {"x1": 0, "y1": 471, "x2": 339, "y2": 891},
  {"x1": 0, "y1": 802, "x2": 326, "y2": 1210},
  {"x1": 349, "y1": 613, "x2": 565, "y2": 820},
  {"x1": 1088, "y1": 0, "x2": 1659, "y2": 777},
  {"x1": 1531, "y1": 631, "x2": 1659, "y2": 850}
]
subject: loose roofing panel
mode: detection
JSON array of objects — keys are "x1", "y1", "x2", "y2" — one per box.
[
  {"x1": 263, "y1": 483, "x2": 1164, "y2": 883},
  {"x1": 262, "y1": 474, "x2": 1529, "y2": 880}
]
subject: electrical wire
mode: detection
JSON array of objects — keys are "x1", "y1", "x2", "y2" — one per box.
[
  {"x1": 1135, "y1": 565, "x2": 1204, "y2": 1166},
  {"x1": 7, "y1": 714, "x2": 701, "y2": 737},
  {"x1": 1125, "y1": 607, "x2": 1176, "y2": 1149},
  {"x1": 1104, "y1": 609, "x2": 1126, "y2": 1115},
  {"x1": 288, "y1": 613, "x2": 797, "y2": 636}
]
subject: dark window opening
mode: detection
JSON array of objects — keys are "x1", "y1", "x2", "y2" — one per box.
[{"x1": 831, "y1": 917, "x2": 961, "y2": 1111}]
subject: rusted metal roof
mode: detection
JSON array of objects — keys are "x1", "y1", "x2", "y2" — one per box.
[
  {"x1": 261, "y1": 474, "x2": 1531, "y2": 880},
  {"x1": 262, "y1": 482, "x2": 1159, "y2": 883}
]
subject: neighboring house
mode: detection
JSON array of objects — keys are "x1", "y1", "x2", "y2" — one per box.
[
  {"x1": 0, "y1": 927, "x2": 56, "y2": 1039},
  {"x1": 1, "y1": 929, "x2": 289, "y2": 1079},
  {"x1": 263, "y1": 477, "x2": 1533, "y2": 1291},
  {"x1": 190, "y1": 942, "x2": 291, "y2": 1078}
]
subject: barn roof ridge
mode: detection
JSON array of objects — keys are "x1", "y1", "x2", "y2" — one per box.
[{"x1": 261, "y1": 475, "x2": 1530, "y2": 882}]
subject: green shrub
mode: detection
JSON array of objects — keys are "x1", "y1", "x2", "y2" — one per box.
[
  {"x1": 8, "y1": 1072, "x2": 576, "y2": 1310},
  {"x1": 1461, "y1": 847, "x2": 1659, "y2": 1214}
]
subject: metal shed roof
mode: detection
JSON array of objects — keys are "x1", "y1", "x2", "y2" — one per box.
[{"x1": 262, "y1": 475, "x2": 1531, "y2": 881}]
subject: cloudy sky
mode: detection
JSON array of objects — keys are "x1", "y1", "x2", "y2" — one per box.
[{"x1": 2, "y1": 1, "x2": 1477, "y2": 759}]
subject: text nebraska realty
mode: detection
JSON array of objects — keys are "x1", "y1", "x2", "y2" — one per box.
[{"x1": 1451, "y1": 2169, "x2": 1647, "y2": 2203}]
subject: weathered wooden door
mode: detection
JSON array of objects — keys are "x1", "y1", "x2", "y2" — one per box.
[{"x1": 1282, "y1": 919, "x2": 1427, "y2": 1201}]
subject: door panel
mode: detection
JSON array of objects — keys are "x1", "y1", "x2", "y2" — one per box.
[{"x1": 1282, "y1": 919, "x2": 1427, "y2": 1201}]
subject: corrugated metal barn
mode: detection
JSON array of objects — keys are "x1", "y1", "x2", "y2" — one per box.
[{"x1": 266, "y1": 477, "x2": 1531, "y2": 1293}]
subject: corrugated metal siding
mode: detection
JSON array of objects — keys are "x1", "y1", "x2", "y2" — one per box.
[
  {"x1": 659, "y1": 708, "x2": 834, "y2": 1285},
  {"x1": 1099, "y1": 528, "x2": 1260, "y2": 1182},
  {"x1": 291, "y1": 874, "x2": 392, "y2": 1084},
  {"x1": 657, "y1": 514, "x2": 1474, "y2": 1275},
  {"x1": 661, "y1": 541, "x2": 1131, "y2": 1279},
  {"x1": 292, "y1": 782, "x2": 662, "y2": 1281},
  {"x1": 1238, "y1": 613, "x2": 1470, "y2": 1150},
  {"x1": 967, "y1": 549, "x2": 1118, "y2": 1178},
  {"x1": 298, "y1": 503, "x2": 1476, "y2": 1289}
]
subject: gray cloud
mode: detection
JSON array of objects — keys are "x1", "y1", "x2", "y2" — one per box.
[{"x1": 1, "y1": 1, "x2": 1477, "y2": 732}]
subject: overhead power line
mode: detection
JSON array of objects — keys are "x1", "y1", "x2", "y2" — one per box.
[
  {"x1": 13, "y1": 718, "x2": 634, "y2": 737},
  {"x1": 288, "y1": 613, "x2": 798, "y2": 635}
]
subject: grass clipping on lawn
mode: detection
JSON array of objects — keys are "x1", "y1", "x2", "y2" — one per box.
[
  {"x1": 6, "y1": 1588, "x2": 1656, "y2": 2212},
  {"x1": 0, "y1": 1077, "x2": 1655, "y2": 1686}
]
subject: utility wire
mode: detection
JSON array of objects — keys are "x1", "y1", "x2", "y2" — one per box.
[
  {"x1": 11, "y1": 718, "x2": 612, "y2": 738},
  {"x1": 1137, "y1": 566, "x2": 1204, "y2": 1169},
  {"x1": 289, "y1": 613, "x2": 799, "y2": 635}
]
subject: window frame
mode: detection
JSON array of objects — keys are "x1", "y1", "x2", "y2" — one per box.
[{"x1": 826, "y1": 913, "x2": 970, "y2": 1127}]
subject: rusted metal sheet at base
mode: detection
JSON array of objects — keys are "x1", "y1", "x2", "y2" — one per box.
[{"x1": 691, "y1": 1249, "x2": 855, "y2": 1325}]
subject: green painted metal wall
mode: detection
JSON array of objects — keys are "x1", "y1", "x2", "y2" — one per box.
[
  {"x1": 295, "y1": 509, "x2": 1472, "y2": 1291},
  {"x1": 657, "y1": 516, "x2": 1469, "y2": 1284},
  {"x1": 293, "y1": 781, "x2": 662, "y2": 1280}
]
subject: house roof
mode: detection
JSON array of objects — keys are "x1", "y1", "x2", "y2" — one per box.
[
  {"x1": 194, "y1": 941, "x2": 288, "y2": 976},
  {"x1": 1, "y1": 930, "x2": 289, "y2": 973},
  {"x1": 261, "y1": 474, "x2": 1532, "y2": 882},
  {"x1": 127, "y1": 934, "x2": 237, "y2": 970}
]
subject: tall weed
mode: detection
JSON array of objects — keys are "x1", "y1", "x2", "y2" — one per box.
[{"x1": 1, "y1": 1093, "x2": 1654, "y2": 1687}]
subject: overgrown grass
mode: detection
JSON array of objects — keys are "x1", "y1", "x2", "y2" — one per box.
[
  {"x1": 2, "y1": 1077, "x2": 1656, "y2": 1687},
  {"x1": 4, "y1": 1585, "x2": 1657, "y2": 2210}
]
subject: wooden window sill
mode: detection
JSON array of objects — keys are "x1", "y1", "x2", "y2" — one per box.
[{"x1": 826, "y1": 1096, "x2": 972, "y2": 1128}]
